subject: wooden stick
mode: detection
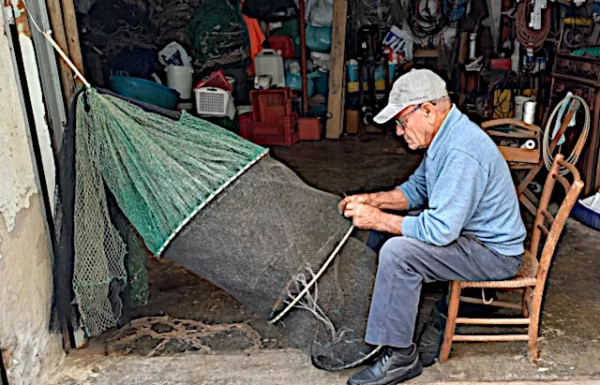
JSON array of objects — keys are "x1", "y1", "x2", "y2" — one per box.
[
  {"x1": 456, "y1": 317, "x2": 530, "y2": 325},
  {"x1": 45, "y1": 0, "x2": 75, "y2": 104},
  {"x1": 325, "y1": 0, "x2": 347, "y2": 139},
  {"x1": 453, "y1": 334, "x2": 530, "y2": 342},
  {"x1": 60, "y1": 0, "x2": 84, "y2": 76}
]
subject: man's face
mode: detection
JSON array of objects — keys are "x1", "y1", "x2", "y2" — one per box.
[{"x1": 395, "y1": 104, "x2": 432, "y2": 150}]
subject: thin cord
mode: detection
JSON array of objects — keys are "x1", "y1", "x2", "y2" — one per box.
[
  {"x1": 481, "y1": 288, "x2": 494, "y2": 305},
  {"x1": 269, "y1": 225, "x2": 355, "y2": 325},
  {"x1": 20, "y1": 0, "x2": 91, "y2": 88}
]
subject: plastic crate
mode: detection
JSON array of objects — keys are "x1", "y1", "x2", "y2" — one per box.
[
  {"x1": 240, "y1": 113, "x2": 298, "y2": 147},
  {"x1": 250, "y1": 88, "x2": 293, "y2": 123},
  {"x1": 298, "y1": 117, "x2": 322, "y2": 141},
  {"x1": 194, "y1": 87, "x2": 234, "y2": 117}
]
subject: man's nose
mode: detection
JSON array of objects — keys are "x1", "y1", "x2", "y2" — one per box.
[{"x1": 396, "y1": 125, "x2": 404, "y2": 136}]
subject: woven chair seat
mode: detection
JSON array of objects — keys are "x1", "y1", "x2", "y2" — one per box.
[
  {"x1": 461, "y1": 276, "x2": 537, "y2": 289},
  {"x1": 460, "y1": 250, "x2": 538, "y2": 289}
]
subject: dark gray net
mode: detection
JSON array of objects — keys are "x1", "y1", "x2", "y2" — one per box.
[{"x1": 164, "y1": 156, "x2": 379, "y2": 370}]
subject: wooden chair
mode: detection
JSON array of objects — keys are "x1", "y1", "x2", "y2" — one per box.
[{"x1": 439, "y1": 154, "x2": 584, "y2": 364}]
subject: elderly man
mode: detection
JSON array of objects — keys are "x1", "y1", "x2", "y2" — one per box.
[{"x1": 340, "y1": 69, "x2": 526, "y2": 385}]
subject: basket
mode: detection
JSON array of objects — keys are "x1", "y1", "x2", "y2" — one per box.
[
  {"x1": 239, "y1": 113, "x2": 298, "y2": 147},
  {"x1": 194, "y1": 87, "x2": 235, "y2": 117},
  {"x1": 250, "y1": 88, "x2": 293, "y2": 123}
]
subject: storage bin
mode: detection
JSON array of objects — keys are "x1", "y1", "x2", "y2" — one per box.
[{"x1": 298, "y1": 117, "x2": 321, "y2": 140}]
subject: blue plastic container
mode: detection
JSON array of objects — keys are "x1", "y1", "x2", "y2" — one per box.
[
  {"x1": 571, "y1": 194, "x2": 600, "y2": 231},
  {"x1": 110, "y1": 75, "x2": 180, "y2": 110},
  {"x1": 314, "y1": 71, "x2": 329, "y2": 96}
]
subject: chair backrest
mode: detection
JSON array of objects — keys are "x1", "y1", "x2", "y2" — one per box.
[{"x1": 526, "y1": 154, "x2": 584, "y2": 283}]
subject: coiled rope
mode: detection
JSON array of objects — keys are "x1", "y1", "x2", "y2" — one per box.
[{"x1": 542, "y1": 94, "x2": 590, "y2": 176}]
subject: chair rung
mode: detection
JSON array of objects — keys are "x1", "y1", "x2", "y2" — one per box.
[
  {"x1": 456, "y1": 317, "x2": 530, "y2": 325},
  {"x1": 453, "y1": 334, "x2": 530, "y2": 342},
  {"x1": 460, "y1": 296, "x2": 522, "y2": 310}
]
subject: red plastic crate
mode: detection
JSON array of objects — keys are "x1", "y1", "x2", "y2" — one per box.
[
  {"x1": 250, "y1": 88, "x2": 293, "y2": 123},
  {"x1": 239, "y1": 113, "x2": 298, "y2": 147},
  {"x1": 298, "y1": 117, "x2": 322, "y2": 141}
]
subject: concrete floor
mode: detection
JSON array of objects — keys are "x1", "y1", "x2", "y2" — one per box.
[
  {"x1": 48, "y1": 134, "x2": 600, "y2": 384},
  {"x1": 47, "y1": 349, "x2": 600, "y2": 385}
]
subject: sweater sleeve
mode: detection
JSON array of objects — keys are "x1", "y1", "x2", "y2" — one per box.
[
  {"x1": 397, "y1": 158, "x2": 427, "y2": 210},
  {"x1": 401, "y1": 150, "x2": 487, "y2": 246}
]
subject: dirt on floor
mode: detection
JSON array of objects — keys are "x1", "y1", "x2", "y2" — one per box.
[{"x1": 79, "y1": 134, "x2": 600, "y2": 383}]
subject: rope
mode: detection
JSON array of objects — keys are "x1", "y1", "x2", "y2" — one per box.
[
  {"x1": 516, "y1": 0, "x2": 551, "y2": 51},
  {"x1": 269, "y1": 225, "x2": 355, "y2": 325},
  {"x1": 542, "y1": 94, "x2": 590, "y2": 176},
  {"x1": 21, "y1": 0, "x2": 91, "y2": 88},
  {"x1": 481, "y1": 288, "x2": 494, "y2": 305}
]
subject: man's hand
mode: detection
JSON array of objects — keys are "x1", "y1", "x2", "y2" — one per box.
[
  {"x1": 344, "y1": 202, "x2": 404, "y2": 235},
  {"x1": 338, "y1": 193, "x2": 373, "y2": 214},
  {"x1": 343, "y1": 202, "x2": 382, "y2": 230}
]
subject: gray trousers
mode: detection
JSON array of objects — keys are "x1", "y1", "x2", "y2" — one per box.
[{"x1": 365, "y1": 235, "x2": 523, "y2": 348}]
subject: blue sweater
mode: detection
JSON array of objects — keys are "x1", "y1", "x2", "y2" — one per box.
[{"x1": 399, "y1": 106, "x2": 526, "y2": 256}]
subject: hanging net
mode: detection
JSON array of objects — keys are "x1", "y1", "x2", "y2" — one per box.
[{"x1": 55, "y1": 88, "x2": 379, "y2": 370}]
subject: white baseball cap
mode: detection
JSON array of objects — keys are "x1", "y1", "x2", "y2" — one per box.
[{"x1": 374, "y1": 69, "x2": 449, "y2": 124}]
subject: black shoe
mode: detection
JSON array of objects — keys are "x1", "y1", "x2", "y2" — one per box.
[
  {"x1": 417, "y1": 299, "x2": 447, "y2": 367},
  {"x1": 347, "y1": 344, "x2": 422, "y2": 385}
]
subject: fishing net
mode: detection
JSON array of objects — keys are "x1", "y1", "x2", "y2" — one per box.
[
  {"x1": 58, "y1": 88, "x2": 380, "y2": 370},
  {"x1": 187, "y1": 0, "x2": 250, "y2": 72}
]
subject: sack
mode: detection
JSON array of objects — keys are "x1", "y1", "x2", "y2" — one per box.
[{"x1": 242, "y1": 0, "x2": 298, "y2": 22}]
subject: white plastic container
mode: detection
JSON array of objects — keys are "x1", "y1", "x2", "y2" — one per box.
[
  {"x1": 254, "y1": 49, "x2": 285, "y2": 87},
  {"x1": 166, "y1": 65, "x2": 194, "y2": 100},
  {"x1": 194, "y1": 87, "x2": 235, "y2": 119}
]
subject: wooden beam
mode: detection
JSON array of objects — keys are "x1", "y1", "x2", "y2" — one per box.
[
  {"x1": 325, "y1": 0, "x2": 347, "y2": 139},
  {"x1": 60, "y1": 0, "x2": 84, "y2": 77},
  {"x1": 46, "y1": 0, "x2": 75, "y2": 105}
]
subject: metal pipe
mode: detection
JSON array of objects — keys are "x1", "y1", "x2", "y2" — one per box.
[{"x1": 299, "y1": 0, "x2": 308, "y2": 115}]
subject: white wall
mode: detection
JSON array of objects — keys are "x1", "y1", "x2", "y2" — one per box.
[{"x1": 0, "y1": 9, "x2": 63, "y2": 385}]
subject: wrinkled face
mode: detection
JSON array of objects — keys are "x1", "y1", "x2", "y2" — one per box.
[{"x1": 394, "y1": 103, "x2": 436, "y2": 150}]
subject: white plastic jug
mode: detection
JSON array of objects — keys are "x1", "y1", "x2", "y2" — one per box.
[
  {"x1": 166, "y1": 65, "x2": 194, "y2": 100},
  {"x1": 254, "y1": 49, "x2": 285, "y2": 87}
]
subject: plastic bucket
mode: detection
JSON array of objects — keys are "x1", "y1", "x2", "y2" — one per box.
[
  {"x1": 166, "y1": 65, "x2": 194, "y2": 100},
  {"x1": 514, "y1": 96, "x2": 534, "y2": 120}
]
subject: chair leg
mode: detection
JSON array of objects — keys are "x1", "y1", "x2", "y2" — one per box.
[
  {"x1": 522, "y1": 287, "x2": 531, "y2": 318},
  {"x1": 439, "y1": 281, "x2": 461, "y2": 363},
  {"x1": 527, "y1": 293, "x2": 541, "y2": 364}
]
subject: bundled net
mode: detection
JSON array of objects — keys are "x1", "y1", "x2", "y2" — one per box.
[
  {"x1": 187, "y1": 0, "x2": 250, "y2": 71},
  {"x1": 61, "y1": 89, "x2": 379, "y2": 369}
]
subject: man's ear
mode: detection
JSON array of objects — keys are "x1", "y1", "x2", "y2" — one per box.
[{"x1": 422, "y1": 103, "x2": 437, "y2": 124}]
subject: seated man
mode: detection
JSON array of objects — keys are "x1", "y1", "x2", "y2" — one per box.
[{"x1": 339, "y1": 69, "x2": 526, "y2": 385}]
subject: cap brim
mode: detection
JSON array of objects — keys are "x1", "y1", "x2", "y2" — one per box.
[{"x1": 373, "y1": 103, "x2": 406, "y2": 124}]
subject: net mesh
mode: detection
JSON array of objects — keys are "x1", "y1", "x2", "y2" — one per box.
[{"x1": 70, "y1": 89, "x2": 379, "y2": 369}]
